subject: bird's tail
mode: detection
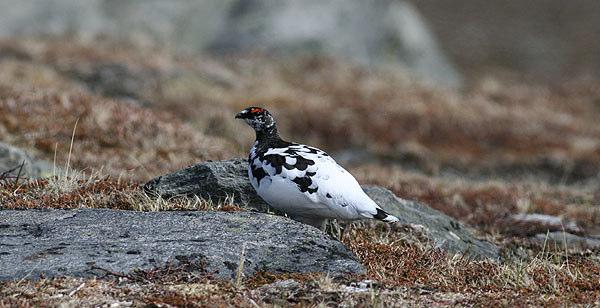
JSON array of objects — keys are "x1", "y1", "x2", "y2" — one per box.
[{"x1": 373, "y1": 208, "x2": 399, "y2": 223}]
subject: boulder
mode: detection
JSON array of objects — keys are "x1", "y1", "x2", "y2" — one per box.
[
  {"x1": 143, "y1": 158, "x2": 270, "y2": 212},
  {"x1": 210, "y1": 0, "x2": 462, "y2": 87},
  {"x1": 64, "y1": 62, "x2": 160, "y2": 102},
  {"x1": 0, "y1": 209, "x2": 364, "y2": 281},
  {"x1": 145, "y1": 159, "x2": 500, "y2": 260},
  {"x1": 501, "y1": 213, "x2": 583, "y2": 237},
  {"x1": 0, "y1": 0, "x2": 461, "y2": 87},
  {"x1": 363, "y1": 186, "x2": 500, "y2": 260},
  {"x1": 532, "y1": 232, "x2": 600, "y2": 250}
]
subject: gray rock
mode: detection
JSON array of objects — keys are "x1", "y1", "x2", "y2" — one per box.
[
  {"x1": 64, "y1": 62, "x2": 160, "y2": 102},
  {"x1": 0, "y1": 0, "x2": 461, "y2": 87},
  {"x1": 143, "y1": 158, "x2": 270, "y2": 212},
  {"x1": 256, "y1": 279, "x2": 302, "y2": 294},
  {"x1": 503, "y1": 213, "x2": 583, "y2": 236},
  {"x1": 145, "y1": 159, "x2": 500, "y2": 260},
  {"x1": 532, "y1": 232, "x2": 600, "y2": 250},
  {"x1": 211, "y1": 0, "x2": 462, "y2": 87},
  {"x1": 0, "y1": 208, "x2": 364, "y2": 281},
  {"x1": 0, "y1": 142, "x2": 51, "y2": 179},
  {"x1": 363, "y1": 186, "x2": 500, "y2": 260}
]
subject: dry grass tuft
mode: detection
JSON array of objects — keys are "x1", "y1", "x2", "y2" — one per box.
[
  {"x1": 342, "y1": 226, "x2": 600, "y2": 305},
  {"x1": 0, "y1": 174, "x2": 241, "y2": 212}
]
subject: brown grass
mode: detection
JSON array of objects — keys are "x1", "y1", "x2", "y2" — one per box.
[
  {"x1": 2, "y1": 37, "x2": 600, "y2": 182},
  {"x1": 353, "y1": 165, "x2": 600, "y2": 236},
  {"x1": 217, "y1": 57, "x2": 600, "y2": 183},
  {"x1": 0, "y1": 81, "x2": 234, "y2": 182},
  {"x1": 0, "y1": 175, "x2": 241, "y2": 212},
  {"x1": 343, "y1": 225, "x2": 600, "y2": 304}
]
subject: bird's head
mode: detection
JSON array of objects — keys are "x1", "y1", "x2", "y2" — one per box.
[{"x1": 235, "y1": 106, "x2": 276, "y2": 132}]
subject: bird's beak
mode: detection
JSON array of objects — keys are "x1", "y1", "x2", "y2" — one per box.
[{"x1": 235, "y1": 112, "x2": 243, "y2": 119}]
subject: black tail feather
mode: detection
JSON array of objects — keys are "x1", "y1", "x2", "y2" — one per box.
[{"x1": 373, "y1": 208, "x2": 399, "y2": 223}]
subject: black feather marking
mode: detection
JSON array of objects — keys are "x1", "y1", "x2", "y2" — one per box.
[
  {"x1": 292, "y1": 176, "x2": 318, "y2": 194},
  {"x1": 293, "y1": 157, "x2": 315, "y2": 171},
  {"x1": 267, "y1": 148, "x2": 315, "y2": 171},
  {"x1": 261, "y1": 154, "x2": 281, "y2": 173},
  {"x1": 283, "y1": 163, "x2": 296, "y2": 170},
  {"x1": 300, "y1": 146, "x2": 321, "y2": 154},
  {"x1": 326, "y1": 193, "x2": 332, "y2": 198},
  {"x1": 263, "y1": 153, "x2": 306, "y2": 174},
  {"x1": 250, "y1": 161, "x2": 268, "y2": 186},
  {"x1": 373, "y1": 208, "x2": 391, "y2": 220}
]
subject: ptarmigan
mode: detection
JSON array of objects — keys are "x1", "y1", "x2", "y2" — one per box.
[{"x1": 236, "y1": 106, "x2": 399, "y2": 229}]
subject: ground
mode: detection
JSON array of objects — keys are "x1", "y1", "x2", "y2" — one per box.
[{"x1": 0, "y1": 37, "x2": 599, "y2": 307}]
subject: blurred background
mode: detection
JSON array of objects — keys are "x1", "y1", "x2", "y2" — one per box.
[
  {"x1": 1, "y1": 0, "x2": 600, "y2": 84},
  {"x1": 0, "y1": 0, "x2": 599, "y2": 237}
]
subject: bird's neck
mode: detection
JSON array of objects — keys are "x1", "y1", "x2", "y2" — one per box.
[{"x1": 255, "y1": 125, "x2": 280, "y2": 143}]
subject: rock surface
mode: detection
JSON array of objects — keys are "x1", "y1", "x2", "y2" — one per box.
[
  {"x1": 0, "y1": 142, "x2": 51, "y2": 179},
  {"x1": 65, "y1": 62, "x2": 160, "y2": 102},
  {"x1": 143, "y1": 159, "x2": 270, "y2": 212},
  {"x1": 145, "y1": 159, "x2": 501, "y2": 260},
  {"x1": 502, "y1": 213, "x2": 583, "y2": 236},
  {"x1": 0, "y1": 0, "x2": 461, "y2": 87},
  {"x1": 532, "y1": 232, "x2": 600, "y2": 250},
  {"x1": 363, "y1": 186, "x2": 500, "y2": 260},
  {"x1": 0, "y1": 209, "x2": 364, "y2": 281},
  {"x1": 209, "y1": 0, "x2": 462, "y2": 87}
]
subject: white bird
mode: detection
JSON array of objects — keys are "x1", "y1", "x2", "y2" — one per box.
[{"x1": 236, "y1": 107, "x2": 399, "y2": 229}]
